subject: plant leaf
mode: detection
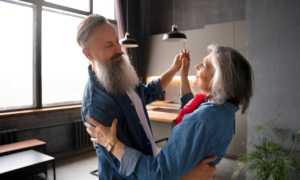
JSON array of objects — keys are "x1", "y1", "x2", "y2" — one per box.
[{"x1": 292, "y1": 134, "x2": 296, "y2": 143}]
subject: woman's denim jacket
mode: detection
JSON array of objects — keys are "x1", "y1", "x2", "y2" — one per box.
[{"x1": 119, "y1": 93, "x2": 239, "y2": 180}]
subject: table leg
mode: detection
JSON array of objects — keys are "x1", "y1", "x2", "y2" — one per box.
[
  {"x1": 41, "y1": 162, "x2": 47, "y2": 179},
  {"x1": 52, "y1": 160, "x2": 56, "y2": 180},
  {"x1": 32, "y1": 166, "x2": 35, "y2": 180}
]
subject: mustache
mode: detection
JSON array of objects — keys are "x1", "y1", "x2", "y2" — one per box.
[{"x1": 110, "y1": 52, "x2": 124, "y2": 61}]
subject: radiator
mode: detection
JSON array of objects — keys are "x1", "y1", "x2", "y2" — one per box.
[
  {"x1": 0, "y1": 129, "x2": 18, "y2": 145},
  {"x1": 74, "y1": 120, "x2": 93, "y2": 149}
]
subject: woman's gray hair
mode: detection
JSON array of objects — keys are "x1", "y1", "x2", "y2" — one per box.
[
  {"x1": 76, "y1": 14, "x2": 108, "y2": 48},
  {"x1": 208, "y1": 44, "x2": 254, "y2": 114}
]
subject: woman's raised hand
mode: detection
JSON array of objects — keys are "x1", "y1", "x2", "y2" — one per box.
[
  {"x1": 180, "y1": 48, "x2": 190, "y2": 61},
  {"x1": 84, "y1": 115, "x2": 118, "y2": 147},
  {"x1": 180, "y1": 49, "x2": 190, "y2": 77}
]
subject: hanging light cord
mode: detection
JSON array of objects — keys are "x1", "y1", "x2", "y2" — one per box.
[
  {"x1": 183, "y1": 31, "x2": 185, "y2": 48},
  {"x1": 192, "y1": 0, "x2": 194, "y2": 28},
  {"x1": 173, "y1": 0, "x2": 175, "y2": 25},
  {"x1": 126, "y1": 0, "x2": 128, "y2": 33}
]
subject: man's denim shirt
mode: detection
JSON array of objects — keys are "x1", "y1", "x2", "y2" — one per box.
[
  {"x1": 119, "y1": 93, "x2": 239, "y2": 180},
  {"x1": 81, "y1": 65, "x2": 164, "y2": 180}
]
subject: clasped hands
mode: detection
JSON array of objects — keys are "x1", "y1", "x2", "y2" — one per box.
[{"x1": 171, "y1": 48, "x2": 191, "y2": 76}]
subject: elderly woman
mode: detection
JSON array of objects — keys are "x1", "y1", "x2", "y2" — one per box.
[{"x1": 85, "y1": 44, "x2": 254, "y2": 180}]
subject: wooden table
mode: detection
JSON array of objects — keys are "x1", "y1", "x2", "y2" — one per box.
[
  {"x1": 147, "y1": 111, "x2": 177, "y2": 123},
  {"x1": 150, "y1": 101, "x2": 179, "y2": 108},
  {"x1": 147, "y1": 111, "x2": 178, "y2": 148},
  {"x1": 146, "y1": 102, "x2": 180, "y2": 148},
  {"x1": 0, "y1": 139, "x2": 46, "y2": 155},
  {"x1": 0, "y1": 149, "x2": 56, "y2": 180},
  {"x1": 146, "y1": 106, "x2": 159, "y2": 111}
]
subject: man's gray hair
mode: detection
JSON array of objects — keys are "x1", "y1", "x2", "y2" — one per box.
[
  {"x1": 76, "y1": 14, "x2": 108, "y2": 48},
  {"x1": 208, "y1": 44, "x2": 254, "y2": 114}
]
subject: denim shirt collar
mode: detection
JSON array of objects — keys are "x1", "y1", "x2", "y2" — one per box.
[
  {"x1": 223, "y1": 101, "x2": 239, "y2": 114},
  {"x1": 88, "y1": 65, "x2": 106, "y2": 91}
]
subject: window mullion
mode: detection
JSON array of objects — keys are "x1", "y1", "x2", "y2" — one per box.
[
  {"x1": 33, "y1": 3, "x2": 42, "y2": 109},
  {"x1": 90, "y1": 0, "x2": 93, "y2": 14},
  {"x1": 42, "y1": 1, "x2": 91, "y2": 16}
]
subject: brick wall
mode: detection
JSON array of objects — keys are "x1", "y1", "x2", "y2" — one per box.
[{"x1": 0, "y1": 109, "x2": 94, "y2": 159}]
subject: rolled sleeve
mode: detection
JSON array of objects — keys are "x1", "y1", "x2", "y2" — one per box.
[
  {"x1": 179, "y1": 92, "x2": 194, "y2": 109},
  {"x1": 119, "y1": 146, "x2": 142, "y2": 176},
  {"x1": 143, "y1": 78, "x2": 165, "y2": 105},
  {"x1": 152, "y1": 78, "x2": 164, "y2": 98}
]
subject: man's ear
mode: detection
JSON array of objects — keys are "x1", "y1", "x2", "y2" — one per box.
[
  {"x1": 82, "y1": 48, "x2": 93, "y2": 62},
  {"x1": 82, "y1": 48, "x2": 97, "y2": 72}
]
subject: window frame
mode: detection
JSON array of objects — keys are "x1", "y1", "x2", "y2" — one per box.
[{"x1": 1, "y1": 0, "x2": 117, "y2": 113}]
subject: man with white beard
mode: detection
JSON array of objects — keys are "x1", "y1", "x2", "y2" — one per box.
[{"x1": 77, "y1": 14, "x2": 217, "y2": 180}]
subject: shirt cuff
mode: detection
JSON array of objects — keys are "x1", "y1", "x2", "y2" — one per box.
[
  {"x1": 119, "y1": 146, "x2": 142, "y2": 176},
  {"x1": 153, "y1": 78, "x2": 165, "y2": 99},
  {"x1": 179, "y1": 93, "x2": 194, "y2": 109}
]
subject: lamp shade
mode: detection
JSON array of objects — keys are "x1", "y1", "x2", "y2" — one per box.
[
  {"x1": 119, "y1": 32, "x2": 138, "y2": 48},
  {"x1": 163, "y1": 25, "x2": 187, "y2": 42}
]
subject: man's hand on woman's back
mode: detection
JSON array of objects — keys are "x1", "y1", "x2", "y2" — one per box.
[{"x1": 180, "y1": 155, "x2": 217, "y2": 180}]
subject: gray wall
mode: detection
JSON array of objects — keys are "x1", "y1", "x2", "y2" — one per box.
[
  {"x1": 246, "y1": 0, "x2": 300, "y2": 179},
  {"x1": 143, "y1": 0, "x2": 246, "y2": 36},
  {"x1": 0, "y1": 109, "x2": 93, "y2": 159}
]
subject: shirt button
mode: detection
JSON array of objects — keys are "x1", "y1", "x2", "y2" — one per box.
[
  {"x1": 139, "y1": 121, "x2": 141, "y2": 124},
  {"x1": 131, "y1": 103, "x2": 133, "y2": 106},
  {"x1": 147, "y1": 142, "x2": 150, "y2": 145}
]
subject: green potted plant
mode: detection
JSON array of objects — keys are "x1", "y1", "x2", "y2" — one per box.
[{"x1": 232, "y1": 119, "x2": 300, "y2": 180}]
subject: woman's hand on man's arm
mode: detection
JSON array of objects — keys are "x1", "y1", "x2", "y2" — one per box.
[{"x1": 84, "y1": 115, "x2": 125, "y2": 161}]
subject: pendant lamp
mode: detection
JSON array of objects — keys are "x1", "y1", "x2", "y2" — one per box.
[
  {"x1": 163, "y1": 0, "x2": 187, "y2": 42},
  {"x1": 119, "y1": 0, "x2": 138, "y2": 48}
]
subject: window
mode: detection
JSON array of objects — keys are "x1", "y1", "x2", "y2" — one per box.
[
  {"x1": 42, "y1": 9, "x2": 88, "y2": 106},
  {"x1": 93, "y1": 0, "x2": 115, "y2": 20},
  {"x1": 0, "y1": 0, "x2": 117, "y2": 112},
  {"x1": 0, "y1": 1, "x2": 34, "y2": 111}
]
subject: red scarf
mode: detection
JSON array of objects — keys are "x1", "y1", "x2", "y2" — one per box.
[{"x1": 176, "y1": 93, "x2": 207, "y2": 125}]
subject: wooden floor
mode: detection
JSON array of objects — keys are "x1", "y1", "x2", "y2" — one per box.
[{"x1": 22, "y1": 150, "x2": 246, "y2": 180}]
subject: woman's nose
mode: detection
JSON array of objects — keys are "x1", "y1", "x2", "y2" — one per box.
[{"x1": 195, "y1": 64, "x2": 200, "y2": 70}]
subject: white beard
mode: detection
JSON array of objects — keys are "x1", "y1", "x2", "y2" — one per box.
[{"x1": 94, "y1": 54, "x2": 139, "y2": 95}]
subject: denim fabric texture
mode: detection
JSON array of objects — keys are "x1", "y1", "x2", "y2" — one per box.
[
  {"x1": 81, "y1": 65, "x2": 164, "y2": 180},
  {"x1": 120, "y1": 93, "x2": 239, "y2": 180},
  {"x1": 179, "y1": 92, "x2": 194, "y2": 109}
]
